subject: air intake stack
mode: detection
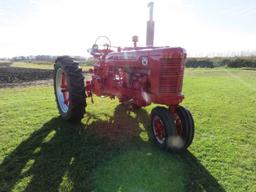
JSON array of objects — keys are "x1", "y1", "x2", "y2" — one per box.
[{"x1": 146, "y1": 2, "x2": 155, "y2": 47}]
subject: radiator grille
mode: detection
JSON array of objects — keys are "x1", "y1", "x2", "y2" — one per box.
[{"x1": 159, "y1": 58, "x2": 182, "y2": 93}]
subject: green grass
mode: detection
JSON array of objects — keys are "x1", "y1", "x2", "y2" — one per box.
[{"x1": 0, "y1": 68, "x2": 256, "y2": 191}]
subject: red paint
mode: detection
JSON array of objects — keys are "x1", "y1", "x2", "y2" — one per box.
[
  {"x1": 86, "y1": 46, "x2": 186, "y2": 108},
  {"x1": 61, "y1": 72, "x2": 69, "y2": 105},
  {"x1": 154, "y1": 118, "x2": 166, "y2": 141}
]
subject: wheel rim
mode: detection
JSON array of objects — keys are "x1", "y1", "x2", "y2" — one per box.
[
  {"x1": 55, "y1": 68, "x2": 69, "y2": 113},
  {"x1": 152, "y1": 116, "x2": 166, "y2": 144},
  {"x1": 169, "y1": 110, "x2": 186, "y2": 149},
  {"x1": 175, "y1": 116, "x2": 183, "y2": 136}
]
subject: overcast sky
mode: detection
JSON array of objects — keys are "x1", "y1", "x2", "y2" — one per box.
[{"x1": 0, "y1": 0, "x2": 256, "y2": 57}]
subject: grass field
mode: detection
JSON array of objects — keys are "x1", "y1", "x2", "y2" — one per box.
[{"x1": 0, "y1": 68, "x2": 255, "y2": 192}]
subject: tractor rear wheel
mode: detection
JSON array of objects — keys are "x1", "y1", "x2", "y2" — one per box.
[{"x1": 54, "y1": 56, "x2": 86, "y2": 122}]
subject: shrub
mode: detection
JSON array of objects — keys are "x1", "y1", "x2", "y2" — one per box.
[
  {"x1": 224, "y1": 57, "x2": 256, "y2": 68},
  {"x1": 186, "y1": 58, "x2": 214, "y2": 68},
  {"x1": 185, "y1": 57, "x2": 256, "y2": 68}
]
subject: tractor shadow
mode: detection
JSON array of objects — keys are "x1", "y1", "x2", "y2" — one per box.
[
  {"x1": 0, "y1": 105, "x2": 225, "y2": 192},
  {"x1": 85, "y1": 104, "x2": 151, "y2": 144},
  {"x1": 178, "y1": 151, "x2": 225, "y2": 192}
]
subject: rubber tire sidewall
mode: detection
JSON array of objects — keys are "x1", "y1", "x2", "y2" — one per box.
[
  {"x1": 54, "y1": 56, "x2": 86, "y2": 122},
  {"x1": 176, "y1": 106, "x2": 195, "y2": 151},
  {"x1": 150, "y1": 107, "x2": 176, "y2": 150}
]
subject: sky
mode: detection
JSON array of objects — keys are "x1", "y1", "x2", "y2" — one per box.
[{"x1": 0, "y1": 0, "x2": 256, "y2": 57}]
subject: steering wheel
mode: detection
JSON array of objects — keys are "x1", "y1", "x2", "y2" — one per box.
[
  {"x1": 94, "y1": 36, "x2": 111, "y2": 50},
  {"x1": 90, "y1": 36, "x2": 112, "y2": 57}
]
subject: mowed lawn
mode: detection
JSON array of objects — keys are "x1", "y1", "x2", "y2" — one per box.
[{"x1": 0, "y1": 68, "x2": 255, "y2": 192}]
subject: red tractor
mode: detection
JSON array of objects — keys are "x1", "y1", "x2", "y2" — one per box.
[{"x1": 53, "y1": 2, "x2": 194, "y2": 152}]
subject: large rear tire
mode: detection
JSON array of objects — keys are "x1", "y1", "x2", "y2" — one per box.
[{"x1": 54, "y1": 56, "x2": 86, "y2": 122}]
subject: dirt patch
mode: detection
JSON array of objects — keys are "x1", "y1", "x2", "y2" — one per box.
[
  {"x1": 0, "y1": 67, "x2": 53, "y2": 87},
  {"x1": 0, "y1": 62, "x2": 12, "y2": 67},
  {"x1": 0, "y1": 79, "x2": 53, "y2": 88},
  {"x1": 0, "y1": 66, "x2": 90, "y2": 88}
]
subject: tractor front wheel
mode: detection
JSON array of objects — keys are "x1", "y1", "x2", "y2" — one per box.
[
  {"x1": 54, "y1": 56, "x2": 86, "y2": 122},
  {"x1": 173, "y1": 106, "x2": 195, "y2": 150},
  {"x1": 150, "y1": 106, "x2": 195, "y2": 152},
  {"x1": 151, "y1": 107, "x2": 175, "y2": 150}
]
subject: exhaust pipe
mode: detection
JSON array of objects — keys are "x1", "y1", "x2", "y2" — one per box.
[{"x1": 146, "y1": 2, "x2": 154, "y2": 47}]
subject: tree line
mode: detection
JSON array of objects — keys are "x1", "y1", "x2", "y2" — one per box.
[
  {"x1": 186, "y1": 57, "x2": 256, "y2": 68},
  {"x1": 10, "y1": 55, "x2": 96, "y2": 65},
  {"x1": 2, "y1": 55, "x2": 256, "y2": 68}
]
